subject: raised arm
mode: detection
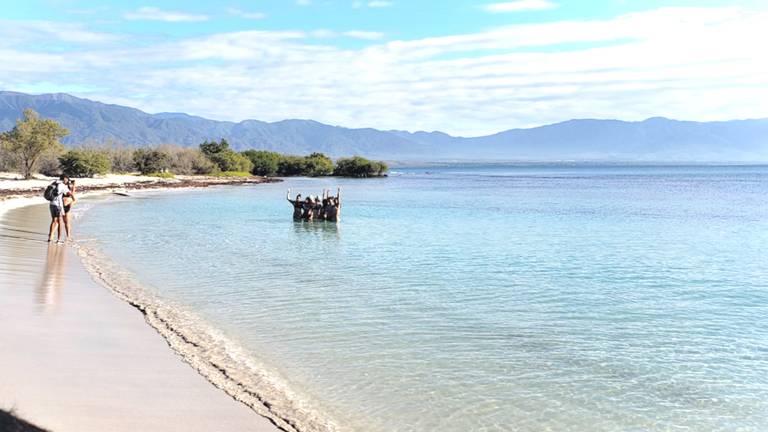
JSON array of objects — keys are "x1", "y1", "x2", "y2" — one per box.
[
  {"x1": 286, "y1": 188, "x2": 293, "y2": 203},
  {"x1": 337, "y1": 187, "x2": 342, "y2": 208}
]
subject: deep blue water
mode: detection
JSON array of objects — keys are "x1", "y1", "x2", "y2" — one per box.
[{"x1": 78, "y1": 164, "x2": 768, "y2": 431}]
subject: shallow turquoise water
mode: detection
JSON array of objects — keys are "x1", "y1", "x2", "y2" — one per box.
[{"x1": 79, "y1": 165, "x2": 768, "y2": 431}]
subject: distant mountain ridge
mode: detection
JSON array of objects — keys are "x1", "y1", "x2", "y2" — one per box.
[{"x1": 1, "y1": 91, "x2": 766, "y2": 161}]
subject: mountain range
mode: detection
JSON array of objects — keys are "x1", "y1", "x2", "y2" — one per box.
[{"x1": 1, "y1": 91, "x2": 766, "y2": 161}]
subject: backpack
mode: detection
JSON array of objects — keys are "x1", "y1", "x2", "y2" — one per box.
[{"x1": 43, "y1": 181, "x2": 58, "y2": 202}]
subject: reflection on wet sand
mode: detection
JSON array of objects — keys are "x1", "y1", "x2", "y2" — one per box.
[{"x1": 37, "y1": 244, "x2": 67, "y2": 312}]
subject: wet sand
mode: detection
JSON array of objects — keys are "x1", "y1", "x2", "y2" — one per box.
[{"x1": 0, "y1": 202, "x2": 280, "y2": 432}]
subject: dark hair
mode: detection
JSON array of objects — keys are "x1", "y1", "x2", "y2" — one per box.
[{"x1": 59, "y1": 174, "x2": 68, "y2": 181}]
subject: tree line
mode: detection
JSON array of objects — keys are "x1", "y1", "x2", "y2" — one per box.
[{"x1": 0, "y1": 109, "x2": 388, "y2": 179}]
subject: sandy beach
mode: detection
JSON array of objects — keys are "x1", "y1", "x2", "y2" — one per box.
[{"x1": 0, "y1": 188, "x2": 281, "y2": 431}]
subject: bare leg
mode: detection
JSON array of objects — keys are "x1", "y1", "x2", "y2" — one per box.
[
  {"x1": 48, "y1": 218, "x2": 58, "y2": 242},
  {"x1": 63, "y1": 213, "x2": 71, "y2": 240}
]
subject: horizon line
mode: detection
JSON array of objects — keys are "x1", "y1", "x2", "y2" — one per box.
[{"x1": 1, "y1": 89, "x2": 766, "y2": 139}]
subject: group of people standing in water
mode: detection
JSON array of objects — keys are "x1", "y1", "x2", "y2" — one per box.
[{"x1": 287, "y1": 187, "x2": 342, "y2": 222}]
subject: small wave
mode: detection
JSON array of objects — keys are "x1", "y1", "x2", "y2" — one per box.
[{"x1": 73, "y1": 242, "x2": 346, "y2": 432}]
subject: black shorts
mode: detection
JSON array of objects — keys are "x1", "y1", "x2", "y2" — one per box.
[
  {"x1": 64, "y1": 205, "x2": 72, "y2": 214},
  {"x1": 49, "y1": 205, "x2": 62, "y2": 218}
]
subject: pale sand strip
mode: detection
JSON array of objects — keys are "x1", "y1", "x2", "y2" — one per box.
[{"x1": 0, "y1": 202, "x2": 281, "y2": 432}]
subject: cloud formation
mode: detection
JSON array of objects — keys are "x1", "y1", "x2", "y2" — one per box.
[
  {"x1": 367, "y1": 1, "x2": 394, "y2": 8},
  {"x1": 227, "y1": 8, "x2": 266, "y2": 20},
  {"x1": 1, "y1": 6, "x2": 766, "y2": 135},
  {"x1": 124, "y1": 7, "x2": 209, "y2": 22},
  {"x1": 483, "y1": 0, "x2": 557, "y2": 13},
  {"x1": 353, "y1": 1, "x2": 393, "y2": 8}
]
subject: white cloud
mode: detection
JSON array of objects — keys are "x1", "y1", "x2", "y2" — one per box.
[
  {"x1": 0, "y1": 20, "x2": 118, "y2": 45},
  {"x1": 226, "y1": 8, "x2": 265, "y2": 20},
  {"x1": 3, "y1": 7, "x2": 767, "y2": 135},
  {"x1": 484, "y1": 0, "x2": 557, "y2": 13},
  {"x1": 353, "y1": 1, "x2": 393, "y2": 8},
  {"x1": 297, "y1": 0, "x2": 311, "y2": 6},
  {"x1": 344, "y1": 30, "x2": 385, "y2": 40},
  {"x1": 124, "y1": 7, "x2": 209, "y2": 22},
  {"x1": 309, "y1": 29, "x2": 384, "y2": 40}
]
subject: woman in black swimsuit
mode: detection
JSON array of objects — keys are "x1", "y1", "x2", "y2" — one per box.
[
  {"x1": 62, "y1": 179, "x2": 76, "y2": 239},
  {"x1": 302, "y1": 197, "x2": 315, "y2": 221},
  {"x1": 286, "y1": 189, "x2": 303, "y2": 220}
]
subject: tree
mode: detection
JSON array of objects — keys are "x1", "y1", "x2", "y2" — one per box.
[
  {"x1": 166, "y1": 147, "x2": 217, "y2": 175},
  {"x1": 210, "y1": 151, "x2": 253, "y2": 172},
  {"x1": 199, "y1": 139, "x2": 230, "y2": 157},
  {"x1": 59, "y1": 149, "x2": 111, "y2": 177},
  {"x1": 1, "y1": 109, "x2": 69, "y2": 179},
  {"x1": 199, "y1": 139, "x2": 252, "y2": 173},
  {"x1": 304, "y1": 152, "x2": 334, "y2": 176},
  {"x1": 242, "y1": 150, "x2": 282, "y2": 176},
  {"x1": 277, "y1": 155, "x2": 308, "y2": 176},
  {"x1": 333, "y1": 156, "x2": 388, "y2": 177},
  {"x1": 133, "y1": 148, "x2": 170, "y2": 174}
]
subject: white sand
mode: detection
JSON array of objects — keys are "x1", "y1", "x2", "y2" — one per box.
[
  {"x1": 0, "y1": 201, "x2": 280, "y2": 432},
  {"x1": 0, "y1": 172, "x2": 164, "y2": 191}
]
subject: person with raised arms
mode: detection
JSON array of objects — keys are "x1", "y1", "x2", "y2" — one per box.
[
  {"x1": 325, "y1": 187, "x2": 342, "y2": 223},
  {"x1": 286, "y1": 189, "x2": 304, "y2": 221}
]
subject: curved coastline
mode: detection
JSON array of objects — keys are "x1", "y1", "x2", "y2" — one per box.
[
  {"x1": 73, "y1": 241, "x2": 344, "y2": 432},
  {"x1": 1, "y1": 190, "x2": 344, "y2": 432}
]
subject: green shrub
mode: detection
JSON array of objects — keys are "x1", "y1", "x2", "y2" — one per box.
[
  {"x1": 59, "y1": 149, "x2": 111, "y2": 177},
  {"x1": 199, "y1": 139, "x2": 231, "y2": 158},
  {"x1": 37, "y1": 151, "x2": 61, "y2": 177},
  {"x1": 303, "y1": 152, "x2": 334, "y2": 176},
  {"x1": 0, "y1": 145, "x2": 19, "y2": 172},
  {"x1": 133, "y1": 148, "x2": 170, "y2": 175},
  {"x1": 146, "y1": 171, "x2": 175, "y2": 178},
  {"x1": 333, "y1": 156, "x2": 388, "y2": 177},
  {"x1": 200, "y1": 139, "x2": 253, "y2": 173},
  {"x1": 276, "y1": 155, "x2": 308, "y2": 176},
  {"x1": 165, "y1": 146, "x2": 217, "y2": 175},
  {"x1": 210, "y1": 171, "x2": 252, "y2": 178},
  {"x1": 104, "y1": 145, "x2": 136, "y2": 173},
  {"x1": 242, "y1": 150, "x2": 281, "y2": 176},
  {"x1": 209, "y1": 151, "x2": 253, "y2": 173}
]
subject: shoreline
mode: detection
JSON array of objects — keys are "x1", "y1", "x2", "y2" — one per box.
[
  {"x1": 1, "y1": 185, "x2": 342, "y2": 432},
  {"x1": 0, "y1": 173, "x2": 280, "y2": 201},
  {"x1": 0, "y1": 196, "x2": 285, "y2": 432}
]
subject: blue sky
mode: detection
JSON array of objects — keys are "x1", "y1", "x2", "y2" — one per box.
[{"x1": 1, "y1": 0, "x2": 766, "y2": 135}]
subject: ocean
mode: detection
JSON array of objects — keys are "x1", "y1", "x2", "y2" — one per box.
[{"x1": 76, "y1": 164, "x2": 768, "y2": 431}]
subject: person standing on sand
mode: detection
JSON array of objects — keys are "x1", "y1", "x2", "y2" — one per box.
[
  {"x1": 62, "y1": 179, "x2": 77, "y2": 240},
  {"x1": 47, "y1": 175, "x2": 72, "y2": 244}
]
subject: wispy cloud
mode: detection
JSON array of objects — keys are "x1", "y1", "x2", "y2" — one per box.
[
  {"x1": 353, "y1": 1, "x2": 393, "y2": 8},
  {"x1": 0, "y1": 19, "x2": 118, "y2": 44},
  {"x1": 297, "y1": 0, "x2": 311, "y2": 6},
  {"x1": 484, "y1": 0, "x2": 557, "y2": 13},
  {"x1": 344, "y1": 30, "x2": 385, "y2": 40},
  {"x1": 3, "y1": 7, "x2": 766, "y2": 135},
  {"x1": 123, "y1": 7, "x2": 209, "y2": 22},
  {"x1": 226, "y1": 7, "x2": 265, "y2": 20},
  {"x1": 311, "y1": 29, "x2": 385, "y2": 40}
]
